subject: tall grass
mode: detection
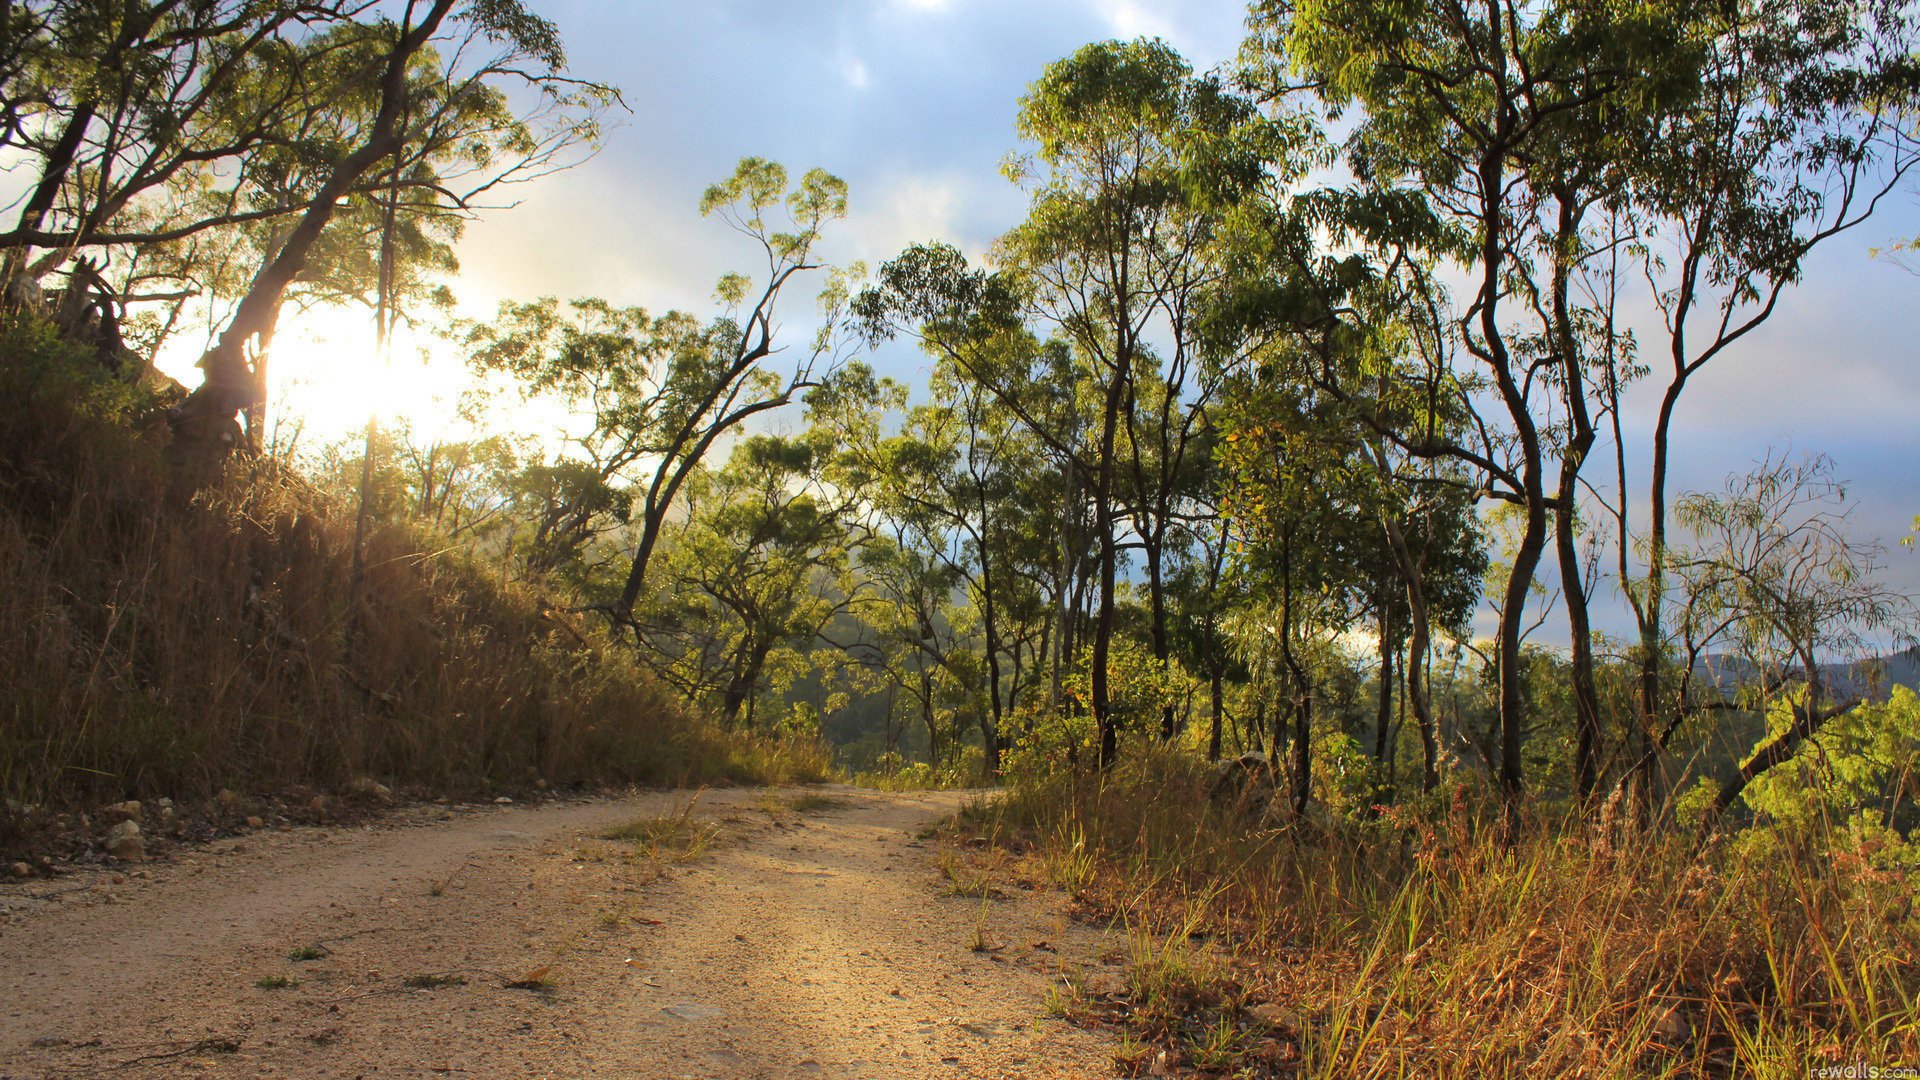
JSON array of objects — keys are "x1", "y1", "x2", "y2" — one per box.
[
  {"x1": 0, "y1": 320, "x2": 828, "y2": 855},
  {"x1": 981, "y1": 747, "x2": 1920, "y2": 1077}
]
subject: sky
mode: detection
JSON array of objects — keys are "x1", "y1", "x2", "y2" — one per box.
[{"x1": 265, "y1": 0, "x2": 1920, "y2": 646}]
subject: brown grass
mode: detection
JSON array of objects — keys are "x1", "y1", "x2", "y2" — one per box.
[
  {"x1": 975, "y1": 747, "x2": 1920, "y2": 1078},
  {"x1": 0, "y1": 320, "x2": 830, "y2": 856}
]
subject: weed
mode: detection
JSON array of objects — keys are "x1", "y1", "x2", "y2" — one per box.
[
  {"x1": 287, "y1": 945, "x2": 327, "y2": 962},
  {"x1": 785, "y1": 792, "x2": 848, "y2": 814},
  {"x1": 936, "y1": 848, "x2": 999, "y2": 899},
  {"x1": 255, "y1": 975, "x2": 299, "y2": 989},
  {"x1": 970, "y1": 897, "x2": 998, "y2": 952},
  {"x1": 402, "y1": 973, "x2": 467, "y2": 990},
  {"x1": 601, "y1": 799, "x2": 724, "y2": 861}
]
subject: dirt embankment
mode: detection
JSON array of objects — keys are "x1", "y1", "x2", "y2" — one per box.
[{"x1": 0, "y1": 787, "x2": 1122, "y2": 1079}]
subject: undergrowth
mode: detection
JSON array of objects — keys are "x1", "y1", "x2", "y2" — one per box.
[
  {"x1": 0, "y1": 318, "x2": 830, "y2": 857},
  {"x1": 978, "y1": 747, "x2": 1920, "y2": 1078}
]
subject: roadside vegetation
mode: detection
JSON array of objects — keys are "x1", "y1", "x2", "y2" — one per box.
[{"x1": 966, "y1": 740, "x2": 1920, "y2": 1077}]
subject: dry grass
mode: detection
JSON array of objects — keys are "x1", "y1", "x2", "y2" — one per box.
[
  {"x1": 0, "y1": 321, "x2": 830, "y2": 857},
  {"x1": 599, "y1": 799, "x2": 727, "y2": 861},
  {"x1": 978, "y1": 747, "x2": 1920, "y2": 1078}
]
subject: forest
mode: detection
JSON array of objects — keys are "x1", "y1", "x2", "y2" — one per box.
[{"x1": 3, "y1": 1, "x2": 1920, "y2": 1076}]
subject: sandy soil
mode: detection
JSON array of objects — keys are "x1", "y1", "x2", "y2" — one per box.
[{"x1": 0, "y1": 787, "x2": 1122, "y2": 1079}]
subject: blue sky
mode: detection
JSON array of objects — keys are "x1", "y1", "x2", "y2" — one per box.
[{"x1": 447, "y1": 0, "x2": 1920, "y2": 644}]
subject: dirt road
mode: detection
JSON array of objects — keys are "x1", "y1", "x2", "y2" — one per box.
[{"x1": 0, "y1": 788, "x2": 1122, "y2": 1078}]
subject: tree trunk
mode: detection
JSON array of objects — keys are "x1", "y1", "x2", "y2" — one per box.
[
  {"x1": 1495, "y1": 489, "x2": 1546, "y2": 812},
  {"x1": 1701, "y1": 697, "x2": 1859, "y2": 834},
  {"x1": 1208, "y1": 669, "x2": 1224, "y2": 761},
  {"x1": 1091, "y1": 371, "x2": 1127, "y2": 769},
  {"x1": 165, "y1": 0, "x2": 458, "y2": 472},
  {"x1": 1148, "y1": 538, "x2": 1176, "y2": 741},
  {"x1": 1375, "y1": 582, "x2": 1394, "y2": 762}
]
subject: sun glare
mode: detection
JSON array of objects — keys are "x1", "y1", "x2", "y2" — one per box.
[
  {"x1": 157, "y1": 305, "x2": 478, "y2": 452},
  {"x1": 266, "y1": 308, "x2": 472, "y2": 448}
]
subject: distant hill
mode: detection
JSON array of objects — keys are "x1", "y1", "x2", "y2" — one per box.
[{"x1": 1693, "y1": 645, "x2": 1920, "y2": 702}]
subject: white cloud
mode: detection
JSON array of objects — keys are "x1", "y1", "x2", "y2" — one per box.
[
  {"x1": 841, "y1": 171, "x2": 967, "y2": 262},
  {"x1": 1084, "y1": 0, "x2": 1178, "y2": 42},
  {"x1": 841, "y1": 52, "x2": 872, "y2": 90}
]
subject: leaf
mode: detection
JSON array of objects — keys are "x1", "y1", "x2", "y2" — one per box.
[{"x1": 505, "y1": 964, "x2": 553, "y2": 989}]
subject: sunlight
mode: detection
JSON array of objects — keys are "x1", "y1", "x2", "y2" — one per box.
[
  {"x1": 263, "y1": 306, "x2": 472, "y2": 448},
  {"x1": 157, "y1": 304, "x2": 479, "y2": 452}
]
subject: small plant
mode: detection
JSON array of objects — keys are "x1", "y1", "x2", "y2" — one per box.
[
  {"x1": 937, "y1": 855, "x2": 997, "y2": 899},
  {"x1": 403, "y1": 973, "x2": 467, "y2": 990},
  {"x1": 1043, "y1": 981, "x2": 1075, "y2": 1018},
  {"x1": 255, "y1": 975, "x2": 299, "y2": 989},
  {"x1": 287, "y1": 944, "x2": 328, "y2": 962},
  {"x1": 601, "y1": 798, "x2": 724, "y2": 861},
  {"x1": 786, "y1": 792, "x2": 847, "y2": 814},
  {"x1": 970, "y1": 898, "x2": 998, "y2": 952}
]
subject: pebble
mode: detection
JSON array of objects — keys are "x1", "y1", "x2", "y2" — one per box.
[
  {"x1": 245, "y1": 815, "x2": 266, "y2": 828},
  {"x1": 9, "y1": 861, "x2": 30, "y2": 878}
]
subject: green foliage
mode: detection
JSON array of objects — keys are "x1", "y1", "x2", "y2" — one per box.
[{"x1": 1737, "y1": 688, "x2": 1920, "y2": 838}]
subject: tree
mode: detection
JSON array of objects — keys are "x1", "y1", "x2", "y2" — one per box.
[
  {"x1": 1596, "y1": 2, "x2": 1920, "y2": 814},
  {"x1": 464, "y1": 159, "x2": 860, "y2": 626},
  {"x1": 863, "y1": 39, "x2": 1283, "y2": 766},
  {"x1": 1666, "y1": 451, "x2": 1916, "y2": 832},
  {"x1": 163, "y1": 0, "x2": 603, "y2": 472},
  {"x1": 637, "y1": 433, "x2": 863, "y2": 729},
  {"x1": 1246, "y1": 0, "x2": 1721, "y2": 816}
]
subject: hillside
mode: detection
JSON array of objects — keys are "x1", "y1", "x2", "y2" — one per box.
[{"x1": 0, "y1": 322, "x2": 823, "y2": 861}]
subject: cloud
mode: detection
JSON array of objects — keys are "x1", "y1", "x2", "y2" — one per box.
[
  {"x1": 839, "y1": 170, "x2": 967, "y2": 261},
  {"x1": 1084, "y1": 0, "x2": 1178, "y2": 41},
  {"x1": 840, "y1": 51, "x2": 871, "y2": 90}
]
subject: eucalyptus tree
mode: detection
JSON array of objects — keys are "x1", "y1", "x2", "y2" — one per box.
[
  {"x1": 160, "y1": 0, "x2": 607, "y2": 473},
  {"x1": 1594, "y1": 3, "x2": 1920, "y2": 812},
  {"x1": 860, "y1": 40, "x2": 1283, "y2": 765},
  {"x1": 1668, "y1": 453, "x2": 1916, "y2": 831},
  {"x1": 1216, "y1": 364, "x2": 1382, "y2": 813},
  {"x1": 465, "y1": 159, "x2": 860, "y2": 627},
  {"x1": 637, "y1": 433, "x2": 865, "y2": 729},
  {"x1": 819, "y1": 358, "x2": 1065, "y2": 772},
  {"x1": 1242, "y1": 0, "x2": 1712, "y2": 810}
]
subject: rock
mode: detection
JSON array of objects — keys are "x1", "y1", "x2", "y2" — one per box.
[
  {"x1": 347, "y1": 777, "x2": 393, "y2": 802},
  {"x1": 10, "y1": 861, "x2": 30, "y2": 878},
  {"x1": 106, "y1": 820, "x2": 145, "y2": 862},
  {"x1": 244, "y1": 815, "x2": 265, "y2": 829},
  {"x1": 104, "y1": 800, "x2": 142, "y2": 822},
  {"x1": 309, "y1": 796, "x2": 328, "y2": 814},
  {"x1": 156, "y1": 798, "x2": 176, "y2": 823},
  {"x1": 1652, "y1": 1003, "x2": 1689, "y2": 1047},
  {"x1": 493, "y1": 796, "x2": 513, "y2": 805},
  {"x1": 661, "y1": 1003, "x2": 722, "y2": 1022}
]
